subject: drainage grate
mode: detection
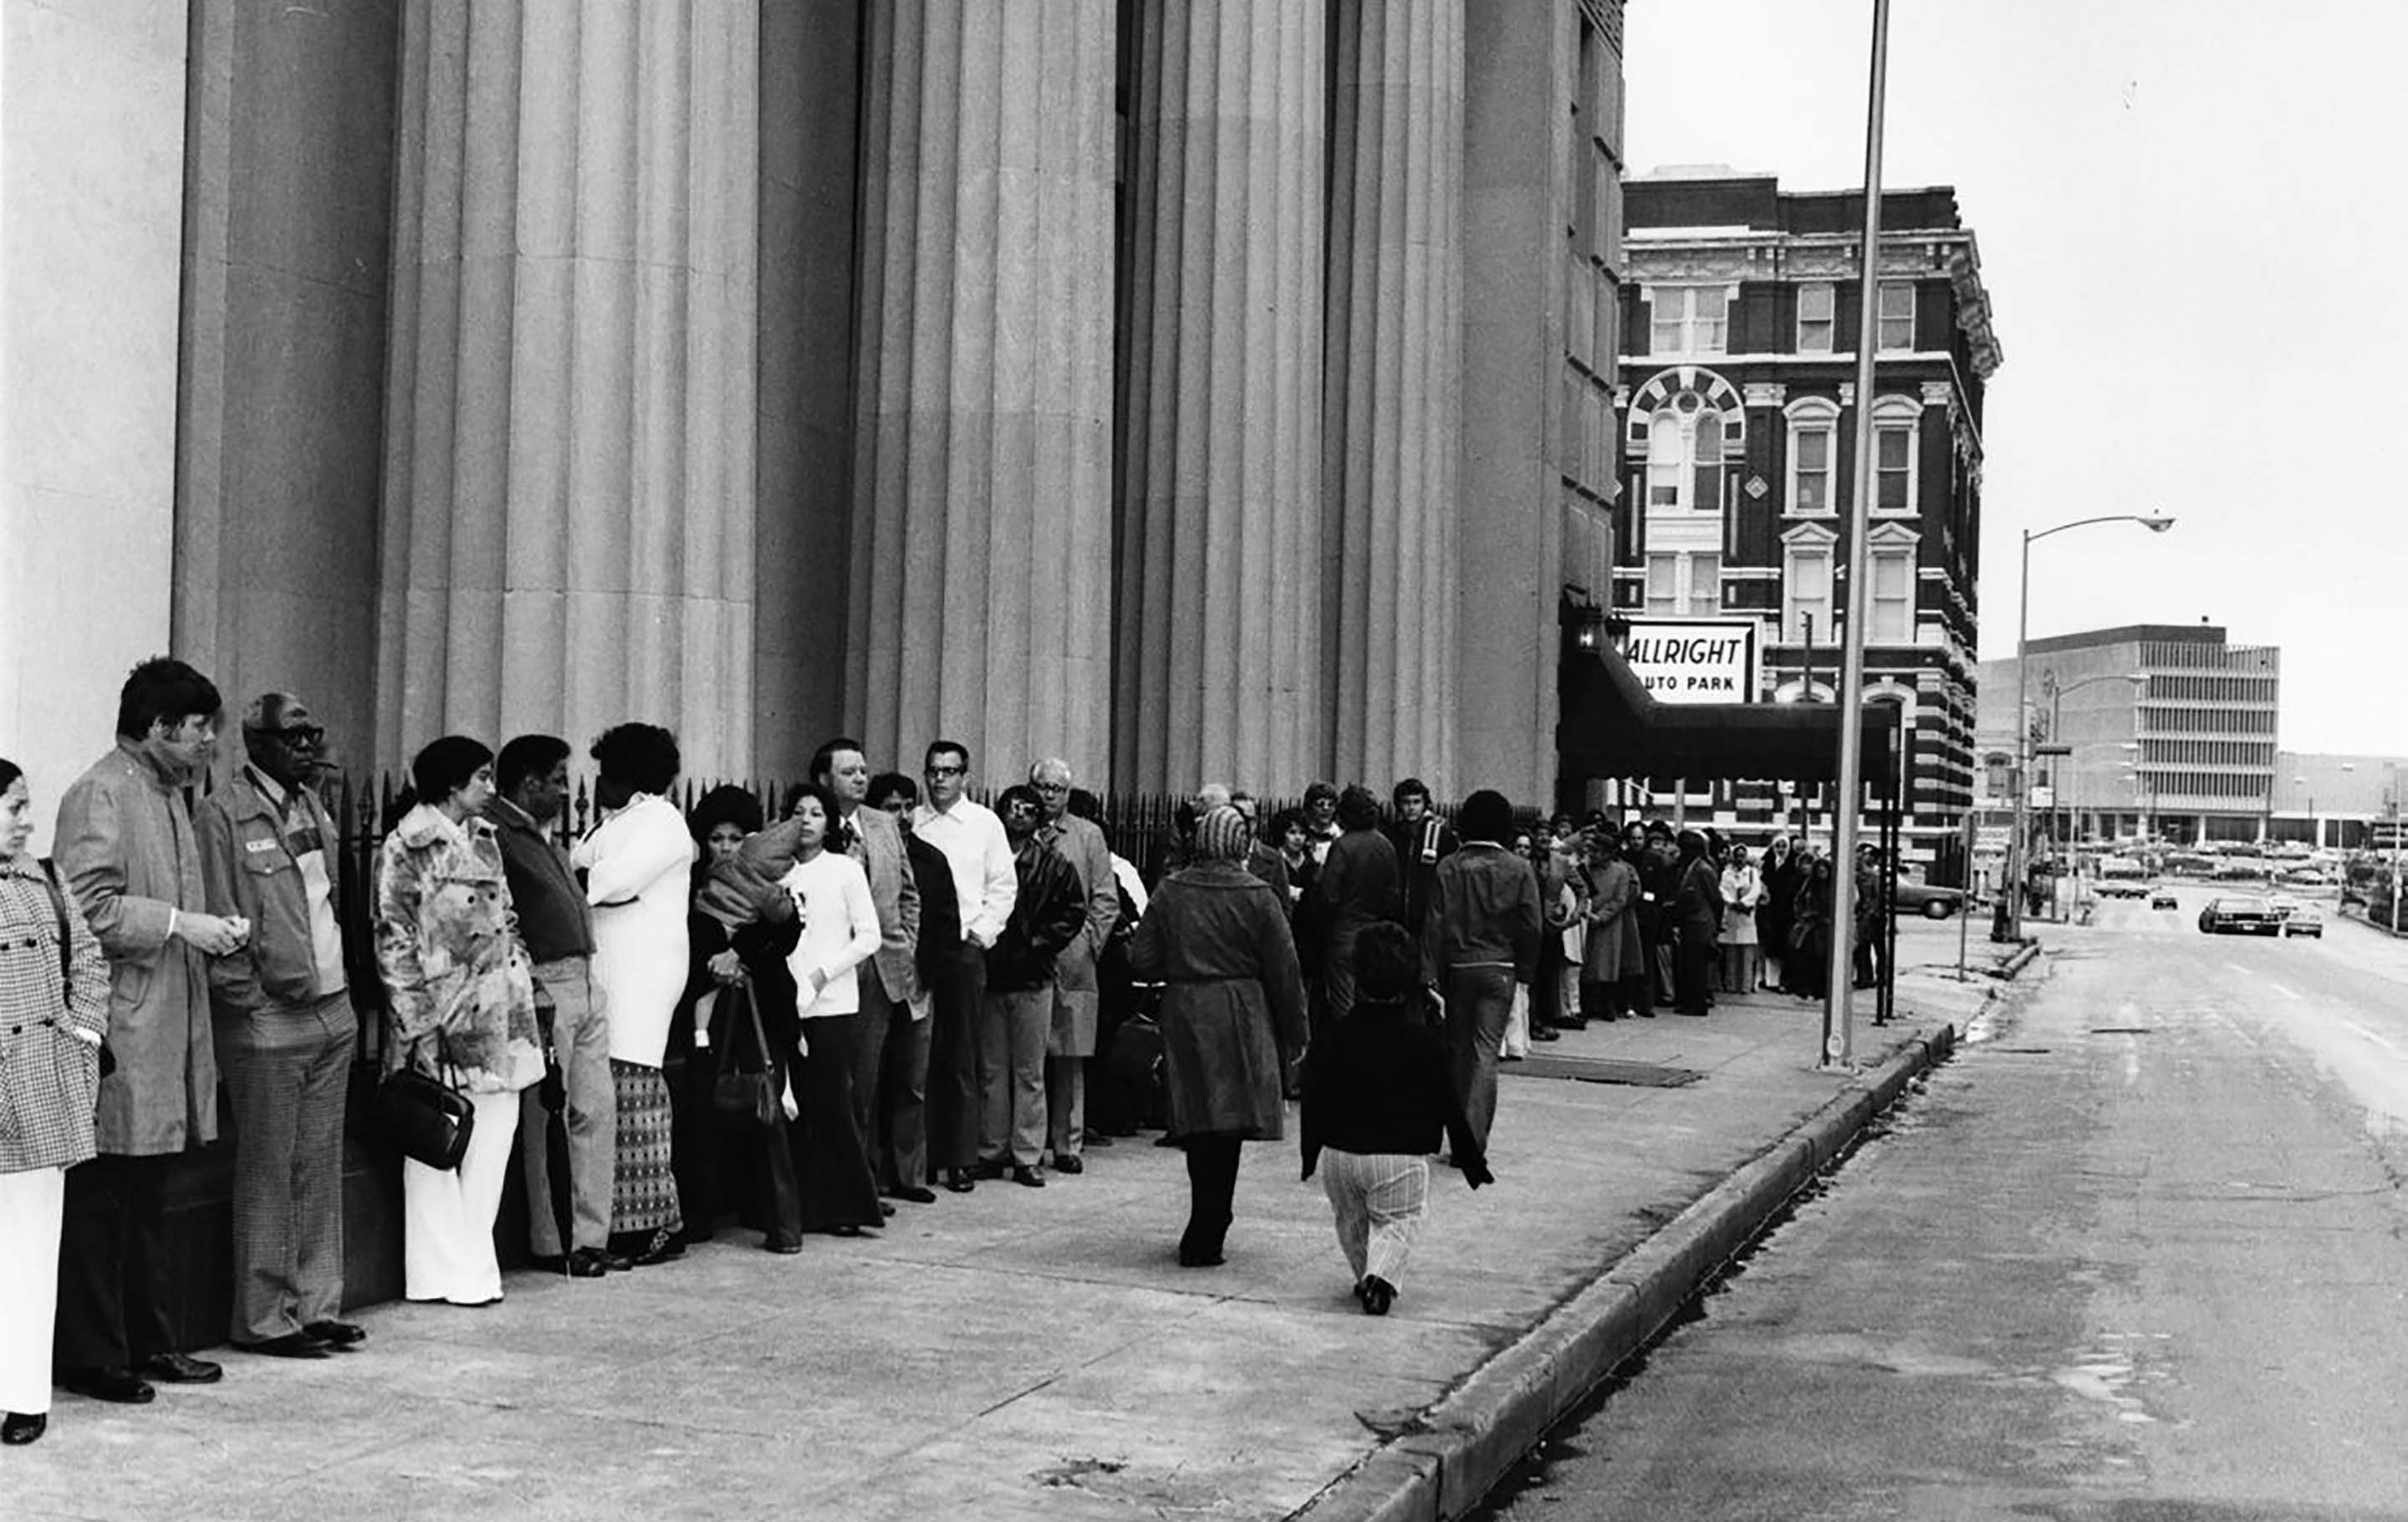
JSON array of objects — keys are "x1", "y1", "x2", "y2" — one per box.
[{"x1": 1504, "y1": 1055, "x2": 1702, "y2": 1087}]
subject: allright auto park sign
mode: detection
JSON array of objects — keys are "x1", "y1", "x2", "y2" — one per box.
[{"x1": 1621, "y1": 619, "x2": 1760, "y2": 705}]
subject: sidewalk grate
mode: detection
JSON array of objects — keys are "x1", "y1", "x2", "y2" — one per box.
[{"x1": 1504, "y1": 1055, "x2": 1702, "y2": 1087}]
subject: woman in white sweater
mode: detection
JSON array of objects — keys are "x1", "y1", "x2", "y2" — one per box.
[
  {"x1": 777, "y1": 783, "x2": 885, "y2": 1237},
  {"x1": 571, "y1": 723, "x2": 696, "y2": 1265}
]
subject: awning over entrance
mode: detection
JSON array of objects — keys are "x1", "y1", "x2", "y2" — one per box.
[{"x1": 1557, "y1": 639, "x2": 1902, "y2": 793}]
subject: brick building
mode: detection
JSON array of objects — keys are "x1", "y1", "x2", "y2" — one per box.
[{"x1": 1611, "y1": 171, "x2": 2002, "y2": 871}]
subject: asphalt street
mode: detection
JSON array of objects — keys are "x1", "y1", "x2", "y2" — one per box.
[{"x1": 1476, "y1": 886, "x2": 2408, "y2": 1521}]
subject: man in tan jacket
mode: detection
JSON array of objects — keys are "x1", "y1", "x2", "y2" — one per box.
[{"x1": 54, "y1": 657, "x2": 247, "y2": 1403}]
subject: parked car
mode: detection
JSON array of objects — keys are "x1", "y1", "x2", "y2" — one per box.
[
  {"x1": 2149, "y1": 886, "x2": 2180, "y2": 911},
  {"x1": 2094, "y1": 880, "x2": 2149, "y2": 900},
  {"x1": 2269, "y1": 897, "x2": 2325, "y2": 938},
  {"x1": 1891, "y1": 876, "x2": 1965, "y2": 919},
  {"x1": 2197, "y1": 896, "x2": 2281, "y2": 935}
]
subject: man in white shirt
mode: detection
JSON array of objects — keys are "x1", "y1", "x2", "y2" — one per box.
[{"x1": 911, "y1": 740, "x2": 1016, "y2": 1193}]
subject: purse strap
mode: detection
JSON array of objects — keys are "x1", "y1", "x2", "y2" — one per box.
[{"x1": 714, "y1": 975, "x2": 773, "y2": 1079}]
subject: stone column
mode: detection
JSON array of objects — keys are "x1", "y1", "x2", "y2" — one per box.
[
  {"x1": 0, "y1": 1, "x2": 186, "y2": 844},
  {"x1": 847, "y1": 0, "x2": 1116, "y2": 787},
  {"x1": 377, "y1": 1, "x2": 759, "y2": 778},
  {"x1": 1323, "y1": 0, "x2": 1463, "y2": 794},
  {"x1": 1115, "y1": 0, "x2": 1325, "y2": 795}
]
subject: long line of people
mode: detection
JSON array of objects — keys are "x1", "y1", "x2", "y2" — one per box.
[{"x1": 2, "y1": 658, "x2": 1584, "y2": 1445}]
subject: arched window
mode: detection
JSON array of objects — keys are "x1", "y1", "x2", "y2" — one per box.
[{"x1": 1642, "y1": 391, "x2": 1727, "y2": 515}]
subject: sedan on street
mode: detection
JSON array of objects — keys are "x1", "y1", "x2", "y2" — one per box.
[{"x1": 2197, "y1": 896, "x2": 2282, "y2": 935}]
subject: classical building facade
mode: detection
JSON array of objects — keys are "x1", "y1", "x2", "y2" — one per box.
[
  {"x1": 1978, "y1": 624, "x2": 2284, "y2": 846},
  {"x1": 2, "y1": 0, "x2": 1629, "y2": 823},
  {"x1": 1612, "y1": 171, "x2": 2002, "y2": 869}
]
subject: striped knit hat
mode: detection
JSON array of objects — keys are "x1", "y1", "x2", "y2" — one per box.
[{"x1": 1194, "y1": 804, "x2": 1251, "y2": 863}]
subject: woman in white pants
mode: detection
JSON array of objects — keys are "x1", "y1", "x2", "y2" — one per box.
[
  {"x1": 373, "y1": 738, "x2": 543, "y2": 1307},
  {"x1": 1298, "y1": 925, "x2": 1492, "y2": 1316},
  {"x1": 0, "y1": 758, "x2": 110, "y2": 1445}
]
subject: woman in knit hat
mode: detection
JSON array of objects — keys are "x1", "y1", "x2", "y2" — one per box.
[{"x1": 1128, "y1": 805, "x2": 1309, "y2": 1267}]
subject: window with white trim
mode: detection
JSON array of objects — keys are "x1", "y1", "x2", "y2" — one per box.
[
  {"x1": 1877, "y1": 281, "x2": 1915, "y2": 351},
  {"x1": 1875, "y1": 421, "x2": 1915, "y2": 512},
  {"x1": 1643, "y1": 391, "x2": 1728, "y2": 516},
  {"x1": 1645, "y1": 552, "x2": 1721, "y2": 617},
  {"x1": 1869, "y1": 549, "x2": 1915, "y2": 641},
  {"x1": 1645, "y1": 554, "x2": 1677, "y2": 615},
  {"x1": 1650, "y1": 286, "x2": 1728, "y2": 355},
  {"x1": 1790, "y1": 418, "x2": 1834, "y2": 513},
  {"x1": 1785, "y1": 545, "x2": 1833, "y2": 642},
  {"x1": 1797, "y1": 283, "x2": 1834, "y2": 353}
]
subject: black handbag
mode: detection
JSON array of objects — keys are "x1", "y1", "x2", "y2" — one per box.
[
  {"x1": 711, "y1": 977, "x2": 780, "y2": 1128},
  {"x1": 375, "y1": 1059, "x2": 475, "y2": 1171}
]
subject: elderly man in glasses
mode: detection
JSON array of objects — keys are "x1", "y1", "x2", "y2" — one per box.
[{"x1": 195, "y1": 692, "x2": 366, "y2": 1360}]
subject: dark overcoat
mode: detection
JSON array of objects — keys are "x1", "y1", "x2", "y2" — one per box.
[{"x1": 1129, "y1": 862, "x2": 1309, "y2": 1142}]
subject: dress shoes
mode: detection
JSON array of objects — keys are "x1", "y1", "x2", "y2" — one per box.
[
  {"x1": 61, "y1": 1366, "x2": 155, "y2": 1404},
  {"x1": 1360, "y1": 1274, "x2": 1395, "y2": 1315},
  {"x1": 139, "y1": 1351, "x2": 222, "y2": 1385},
  {"x1": 941, "y1": 1170, "x2": 977, "y2": 1194},
  {"x1": 1052, "y1": 1155, "x2": 1084, "y2": 1176},
  {"x1": 239, "y1": 1333, "x2": 329, "y2": 1360},
  {"x1": 1176, "y1": 1242, "x2": 1225, "y2": 1268},
  {"x1": 762, "y1": 1236, "x2": 804, "y2": 1254},
  {"x1": 1010, "y1": 1164, "x2": 1046, "y2": 1188},
  {"x1": 304, "y1": 1320, "x2": 368, "y2": 1349},
  {"x1": 564, "y1": 1247, "x2": 615, "y2": 1279},
  {"x1": 880, "y1": 1200, "x2": 897, "y2": 1218},
  {"x1": 1531, "y1": 1025, "x2": 1561, "y2": 1042},
  {"x1": 3, "y1": 1412, "x2": 46, "y2": 1445},
  {"x1": 630, "y1": 1234, "x2": 686, "y2": 1268},
  {"x1": 890, "y1": 1184, "x2": 937, "y2": 1204}
]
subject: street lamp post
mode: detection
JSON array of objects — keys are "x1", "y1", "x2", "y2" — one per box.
[{"x1": 2007, "y1": 515, "x2": 2176, "y2": 940}]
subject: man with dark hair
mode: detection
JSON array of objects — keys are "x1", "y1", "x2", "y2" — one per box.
[
  {"x1": 1421, "y1": 790, "x2": 1542, "y2": 1150},
  {"x1": 54, "y1": 656, "x2": 244, "y2": 1402},
  {"x1": 1640, "y1": 820, "x2": 1681, "y2": 1009},
  {"x1": 484, "y1": 733, "x2": 620, "y2": 1276},
  {"x1": 977, "y1": 784, "x2": 1086, "y2": 1187},
  {"x1": 196, "y1": 692, "x2": 366, "y2": 1357},
  {"x1": 811, "y1": 738, "x2": 924, "y2": 1205},
  {"x1": 1671, "y1": 830, "x2": 1721, "y2": 1017},
  {"x1": 1314, "y1": 785, "x2": 1400, "y2": 1028},
  {"x1": 1301, "y1": 781, "x2": 1340, "y2": 866},
  {"x1": 1029, "y1": 758, "x2": 1117, "y2": 1175},
  {"x1": 1383, "y1": 778, "x2": 1458, "y2": 938},
  {"x1": 912, "y1": 741, "x2": 1016, "y2": 1192}
]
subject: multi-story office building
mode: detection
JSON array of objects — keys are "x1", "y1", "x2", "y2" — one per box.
[
  {"x1": 1977, "y1": 624, "x2": 2283, "y2": 845},
  {"x1": 1612, "y1": 171, "x2": 2003, "y2": 870}
]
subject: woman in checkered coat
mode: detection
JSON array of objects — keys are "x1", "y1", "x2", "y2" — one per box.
[{"x1": 0, "y1": 758, "x2": 111, "y2": 1446}]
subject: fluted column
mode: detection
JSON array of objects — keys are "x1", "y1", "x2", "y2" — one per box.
[
  {"x1": 377, "y1": 2, "x2": 760, "y2": 776},
  {"x1": 1114, "y1": 0, "x2": 1325, "y2": 795},
  {"x1": 847, "y1": 0, "x2": 1116, "y2": 786},
  {"x1": 1324, "y1": 0, "x2": 1463, "y2": 794}
]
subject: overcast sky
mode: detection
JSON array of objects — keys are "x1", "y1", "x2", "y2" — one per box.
[{"x1": 1624, "y1": 1, "x2": 2404, "y2": 757}]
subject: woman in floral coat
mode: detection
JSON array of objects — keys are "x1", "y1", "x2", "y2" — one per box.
[
  {"x1": 374, "y1": 736, "x2": 542, "y2": 1308},
  {"x1": 0, "y1": 758, "x2": 110, "y2": 1446}
]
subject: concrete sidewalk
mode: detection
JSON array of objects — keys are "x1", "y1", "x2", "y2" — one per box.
[{"x1": 16, "y1": 932, "x2": 2018, "y2": 1522}]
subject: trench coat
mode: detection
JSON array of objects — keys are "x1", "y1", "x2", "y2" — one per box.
[
  {"x1": 1580, "y1": 855, "x2": 1643, "y2": 983},
  {"x1": 1038, "y1": 813, "x2": 1118, "y2": 1056},
  {"x1": 54, "y1": 741, "x2": 217, "y2": 1155},
  {"x1": 1128, "y1": 861, "x2": 1309, "y2": 1142},
  {"x1": 0, "y1": 855, "x2": 110, "y2": 1172}
]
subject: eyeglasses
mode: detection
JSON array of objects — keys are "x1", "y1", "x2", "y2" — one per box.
[
  {"x1": 257, "y1": 724, "x2": 325, "y2": 747},
  {"x1": 1029, "y1": 781, "x2": 1069, "y2": 794}
]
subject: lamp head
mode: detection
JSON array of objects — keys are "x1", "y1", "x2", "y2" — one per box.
[{"x1": 2139, "y1": 514, "x2": 2176, "y2": 534}]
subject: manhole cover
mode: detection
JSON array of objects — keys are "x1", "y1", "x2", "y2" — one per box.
[{"x1": 1505, "y1": 1055, "x2": 1701, "y2": 1087}]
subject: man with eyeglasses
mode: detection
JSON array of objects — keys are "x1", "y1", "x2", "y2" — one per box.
[
  {"x1": 54, "y1": 657, "x2": 247, "y2": 1404},
  {"x1": 910, "y1": 742, "x2": 1016, "y2": 1192},
  {"x1": 1029, "y1": 759, "x2": 1117, "y2": 1176},
  {"x1": 196, "y1": 692, "x2": 365, "y2": 1359}
]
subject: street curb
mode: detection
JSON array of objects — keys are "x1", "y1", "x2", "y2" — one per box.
[{"x1": 1293, "y1": 1022, "x2": 1959, "y2": 1522}]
